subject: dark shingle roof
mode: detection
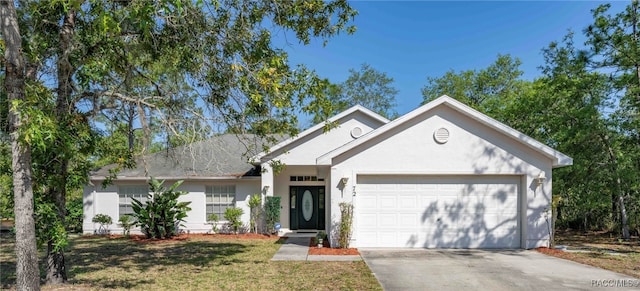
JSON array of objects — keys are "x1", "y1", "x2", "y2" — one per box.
[{"x1": 91, "y1": 134, "x2": 278, "y2": 179}]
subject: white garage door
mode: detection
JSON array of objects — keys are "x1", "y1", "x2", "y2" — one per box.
[{"x1": 355, "y1": 175, "x2": 521, "y2": 248}]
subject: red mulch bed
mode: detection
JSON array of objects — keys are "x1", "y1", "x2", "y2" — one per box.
[
  {"x1": 308, "y1": 238, "x2": 360, "y2": 255},
  {"x1": 84, "y1": 233, "x2": 280, "y2": 244}
]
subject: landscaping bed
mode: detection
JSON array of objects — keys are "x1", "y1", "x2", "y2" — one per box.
[
  {"x1": 536, "y1": 230, "x2": 640, "y2": 279},
  {"x1": 307, "y1": 238, "x2": 360, "y2": 256}
]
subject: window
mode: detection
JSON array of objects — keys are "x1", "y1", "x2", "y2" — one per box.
[
  {"x1": 118, "y1": 185, "x2": 149, "y2": 218},
  {"x1": 289, "y1": 176, "x2": 324, "y2": 182},
  {"x1": 206, "y1": 185, "x2": 236, "y2": 220}
]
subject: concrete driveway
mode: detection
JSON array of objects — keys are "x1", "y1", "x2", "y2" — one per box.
[{"x1": 360, "y1": 249, "x2": 639, "y2": 291}]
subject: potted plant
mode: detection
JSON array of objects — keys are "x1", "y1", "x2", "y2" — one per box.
[{"x1": 316, "y1": 230, "x2": 327, "y2": 248}]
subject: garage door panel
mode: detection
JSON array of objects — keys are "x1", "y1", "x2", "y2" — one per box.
[
  {"x1": 356, "y1": 175, "x2": 521, "y2": 249},
  {"x1": 398, "y1": 195, "x2": 418, "y2": 209},
  {"x1": 358, "y1": 213, "x2": 378, "y2": 228},
  {"x1": 379, "y1": 196, "x2": 396, "y2": 208},
  {"x1": 379, "y1": 232, "x2": 398, "y2": 246},
  {"x1": 359, "y1": 196, "x2": 377, "y2": 209},
  {"x1": 379, "y1": 214, "x2": 397, "y2": 227},
  {"x1": 399, "y1": 213, "x2": 418, "y2": 227}
]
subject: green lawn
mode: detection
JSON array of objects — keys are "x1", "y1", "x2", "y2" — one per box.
[{"x1": 0, "y1": 234, "x2": 381, "y2": 290}]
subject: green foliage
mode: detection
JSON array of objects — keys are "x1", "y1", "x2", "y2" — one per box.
[
  {"x1": 264, "y1": 196, "x2": 281, "y2": 234},
  {"x1": 224, "y1": 207, "x2": 244, "y2": 234},
  {"x1": 91, "y1": 214, "x2": 113, "y2": 235},
  {"x1": 7, "y1": 0, "x2": 358, "y2": 284},
  {"x1": 248, "y1": 194, "x2": 262, "y2": 233},
  {"x1": 0, "y1": 141, "x2": 12, "y2": 219},
  {"x1": 65, "y1": 196, "x2": 83, "y2": 233},
  {"x1": 207, "y1": 213, "x2": 219, "y2": 233},
  {"x1": 421, "y1": 54, "x2": 527, "y2": 118},
  {"x1": 337, "y1": 202, "x2": 353, "y2": 249},
  {"x1": 36, "y1": 198, "x2": 69, "y2": 251},
  {"x1": 131, "y1": 178, "x2": 191, "y2": 239},
  {"x1": 313, "y1": 64, "x2": 399, "y2": 123},
  {"x1": 118, "y1": 215, "x2": 135, "y2": 237}
]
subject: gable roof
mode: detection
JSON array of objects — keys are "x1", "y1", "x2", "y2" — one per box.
[
  {"x1": 317, "y1": 95, "x2": 573, "y2": 168},
  {"x1": 91, "y1": 134, "x2": 276, "y2": 180},
  {"x1": 252, "y1": 105, "x2": 389, "y2": 163}
]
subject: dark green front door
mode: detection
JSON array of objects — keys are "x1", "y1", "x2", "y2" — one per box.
[{"x1": 290, "y1": 186, "x2": 325, "y2": 230}]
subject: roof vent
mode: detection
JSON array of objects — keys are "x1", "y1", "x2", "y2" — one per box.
[
  {"x1": 350, "y1": 126, "x2": 363, "y2": 138},
  {"x1": 434, "y1": 127, "x2": 450, "y2": 144}
]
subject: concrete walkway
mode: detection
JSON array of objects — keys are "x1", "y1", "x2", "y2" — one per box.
[{"x1": 271, "y1": 237, "x2": 361, "y2": 261}]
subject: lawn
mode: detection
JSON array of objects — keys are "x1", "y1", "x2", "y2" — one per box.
[
  {"x1": 537, "y1": 230, "x2": 640, "y2": 279},
  {"x1": 0, "y1": 234, "x2": 381, "y2": 290}
]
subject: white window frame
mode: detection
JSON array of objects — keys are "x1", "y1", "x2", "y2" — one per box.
[
  {"x1": 205, "y1": 185, "x2": 236, "y2": 221},
  {"x1": 118, "y1": 185, "x2": 149, "y2": 218}
]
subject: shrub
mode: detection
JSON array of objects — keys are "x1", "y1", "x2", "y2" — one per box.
[
  {"x1": 224, "y1": 207, "x2": 244, "y2": 234},
  {"x1": 264, "y1": 196, "x2": 281, "y2": 234},
  {"x1": 92, "y1": 214, "x2": 113, "y2": 235},
  {"x1": 248, "y1": 194, "x2": 262, "y2": 233},
  {"x1": 207, "y1": 213, "x2": 220, "y2": 233},
  {"x1": 337, "y1": 202, "x2": 354, "y2": 248},
  {"x1": 118, "y1": 215, "x2": 135, "y2": 237},
  {"x1": 131, "y1": 178, "x2": 191, "y2": 239},
  {"x1": 65, "y1": 196, "x2": 83, "y2": 233}
]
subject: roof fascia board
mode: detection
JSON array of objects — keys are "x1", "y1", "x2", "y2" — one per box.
[{"x1": 318, "y1": 95, "x2": 573, "y2": 167}]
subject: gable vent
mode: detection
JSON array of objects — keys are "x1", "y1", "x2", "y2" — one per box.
[
  {"x1": 434, "y1": 127, "x2": 450, "y2": 144},
  {"x1": 350, "y1": 126, "x2": 363, "y2": 138}
]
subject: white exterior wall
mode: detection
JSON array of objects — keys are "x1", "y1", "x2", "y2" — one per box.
[
  {"x1": 83, "y1": 179, "x2": 260, "y2": 235},
  {"x1": 262, "y1": 111, "x2": 385, "y2": 232},
  {"x1": 328, "y1": 106, "x2": 554, "y2": 249},
  {"x1": 267, "y1": 113, "x2": 383, "y2": 165}
]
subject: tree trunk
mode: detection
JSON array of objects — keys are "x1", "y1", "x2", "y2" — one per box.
[
  {"x1": 45, "y1": 8, "x2": 77, "y2": 285},
  {"x1": 1, "y1": 1, "x2": 41, "y2": 290},
  {"x1": 600, "y1": 133, "x2": 631, "y2": 239}
]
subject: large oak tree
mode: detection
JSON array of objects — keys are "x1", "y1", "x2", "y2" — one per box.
[{"x1": 2, "y1": 0, "x2": 356, "y2": 288}]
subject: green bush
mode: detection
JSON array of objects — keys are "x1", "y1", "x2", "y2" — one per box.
[
  {"x1": 337, "y1": 202, "x2": 353, "y2": 248},
  {"x1": 131, "y1": 178, "x2": 191, "y2": 239},
  {"x1": 264, "y1": 196, "x2": 281, "y2": 234},
  {"x1": 224, "y1": 207, "x2": 244, "y2": 234},
  {"x1": 92, "y1": 213, "x2": 113, "y2": 235},
  {"x1": 65, "y1": 196, "x2": 83, "y2": 233},
  {"x1": 207, "y1": 213, "x2": 220, "y2": 233},
  {"x1": 248, "y1": 194, "x2": 262, "y2": 233},
  {"x1": 118, "y1": 215, "x2": 135, "y2": 237}
]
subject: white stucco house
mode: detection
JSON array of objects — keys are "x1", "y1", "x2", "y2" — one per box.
[{"x1": 83, "y1": 95, "x2": 572, "y2": 249}]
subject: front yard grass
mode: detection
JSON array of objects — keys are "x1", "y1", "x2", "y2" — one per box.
[
  {"x1": 0, "y1": 234, "x2": 381, "y2": 290},
  {"x1": 540, "y1": 230, "x2": 640, "y2": 279}
]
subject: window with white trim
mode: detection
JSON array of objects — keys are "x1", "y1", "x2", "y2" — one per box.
[
  {"x1": 118, "y1": 185, "x2": 149, "y2": 218},
  {"x1": 206, "y1": 185, "x2": 236, "y2": 220}
]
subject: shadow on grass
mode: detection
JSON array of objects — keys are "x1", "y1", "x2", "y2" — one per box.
[
  {"x1": 2, "y1": 236, "x2": 254, "y2": 289},
  {"x1": 0, "y1": 261, "x2": 16, "y2": 288},
  {"x1": 66, "y1": 237, "x2": 249, "y2": 288}
]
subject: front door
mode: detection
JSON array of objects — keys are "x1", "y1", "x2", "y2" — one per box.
[{"x1": 290, "y1": 186, "x2": 325, "y2": 230}]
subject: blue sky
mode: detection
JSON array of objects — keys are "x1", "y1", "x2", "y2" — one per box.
[{"x1": 276, "y1": 1, "x2": 628, "y2": 116}]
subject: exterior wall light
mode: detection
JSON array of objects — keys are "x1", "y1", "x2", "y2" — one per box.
[{"x1": 536, "y1": 172, "x2": 546, "y2": 185}]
